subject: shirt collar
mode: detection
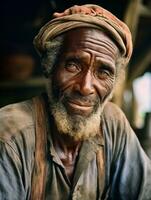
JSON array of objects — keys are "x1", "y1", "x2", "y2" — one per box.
[{"x1": 48, "y1": 121, "x2": 104, "y2": 166}]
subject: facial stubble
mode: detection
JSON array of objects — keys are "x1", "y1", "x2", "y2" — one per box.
[{"x1": 46, "y1": 79, "x2": 112, "y2": 141}]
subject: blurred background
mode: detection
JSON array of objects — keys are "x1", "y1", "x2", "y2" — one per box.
[{"x1": 0, "y1": 0, "x2": 151, "y2": 157}]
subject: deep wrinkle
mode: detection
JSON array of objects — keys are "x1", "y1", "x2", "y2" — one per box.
[{"x1": 81, "y1": 39, "x2": 117, "y2": 57}]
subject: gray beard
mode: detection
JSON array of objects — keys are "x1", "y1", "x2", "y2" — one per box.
[{"x1": 46, "y1": 79, "x2": 111, "y2": 141}]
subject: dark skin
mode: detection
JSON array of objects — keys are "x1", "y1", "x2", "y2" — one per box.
[
  {"x1": 51, "y1": 28, "x2": 119, "y2": 181},
  {"x1": 52, "y1": 123, "x2": 82, "y2": 182}
]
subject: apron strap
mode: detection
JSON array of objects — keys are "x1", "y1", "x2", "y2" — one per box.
[
  {"x1": 97, "y1": 148, "x2": 105, "y2": 198},
  {"x1": 97, "y1": 147, "x2": 110, "y2": 199},
  {"x1": 30, "y1": 96, "x2": 47, "y2": 200}
]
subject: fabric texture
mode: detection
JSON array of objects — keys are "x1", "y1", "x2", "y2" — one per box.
[
  {"x1": 30, "y1": 97, "x2": 47, "y2": 200},
  {"x1": 34, "y1": 4, "x2": 133, "y2": 67},
  {"x1": 0, "y1": 95, "x2": 151, "y2": 199}
]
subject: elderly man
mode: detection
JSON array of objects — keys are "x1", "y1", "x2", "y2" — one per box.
[{"x1": 0, "y1": 4, "x2": 151, "y2": 200}]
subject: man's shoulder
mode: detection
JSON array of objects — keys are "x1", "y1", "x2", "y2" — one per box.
[
  {"x1": 0, "y1": 99, "x2": 34, "y2": 142},
  {"x1": 102, "y1": 101, "x2": 131, "y2": 136},
  {"x1": 102, "y1": 101, "x2": 134, "y2": 144},
  {"x1": 102, "y1": 102, "x2": 135, "y2": 159},
  {"x1": 103, "y1": 101, "x2": 126, "y2": 122}
]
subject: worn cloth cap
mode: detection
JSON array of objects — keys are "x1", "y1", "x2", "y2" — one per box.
[{"x1": 34, "y1": 4, "x2": 133, "y2": 66}]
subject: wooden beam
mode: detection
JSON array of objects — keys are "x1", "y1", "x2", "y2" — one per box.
[
  {"x1": 124, "y1": 0, "x2": 141, "y2": 43},
  {"x1": 139, "y1": 4, "x2": 151, "y2": 17},
  {"x1": 127, "y1": 49, "x2": 151, "y2": 87},
  {"x1": 113, "y1": 0, "x2": 141, "y2": 107}
]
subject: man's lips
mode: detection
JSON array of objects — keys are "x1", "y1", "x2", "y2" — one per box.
[{"x1": 66, "y1": 99, "x2": 94, "y2": 111}]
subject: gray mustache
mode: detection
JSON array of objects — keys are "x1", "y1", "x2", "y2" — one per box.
[{"x1": 63, "y1": 93, "x2": 99, "y2": 105}]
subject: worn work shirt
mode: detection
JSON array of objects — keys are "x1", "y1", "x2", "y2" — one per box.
[
  {"x1": 46, "y1": 133, "x2": 101, "y2": 200},
  {"x1": 0, "y1": 96, "x2": 151, "y2": 200}
]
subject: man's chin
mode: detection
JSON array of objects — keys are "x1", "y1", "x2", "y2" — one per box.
[{"x1": 50, "y1": 102, "x2": 103, "y2": 141}]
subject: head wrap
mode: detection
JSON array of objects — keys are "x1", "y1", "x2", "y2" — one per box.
[{"x1": 34, "y1": 4, "x2": 133, "y2": 66}]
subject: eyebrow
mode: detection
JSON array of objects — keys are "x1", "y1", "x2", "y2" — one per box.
[
  {"x1": 64, "y1": 51, "x2": 116, "y2": 71},
  {"x1": 96, "y1": 58, "x2": 116, "y2": 71},
  {"x1": 65, "y1": 53, "x2": 90, "y2": 64}
]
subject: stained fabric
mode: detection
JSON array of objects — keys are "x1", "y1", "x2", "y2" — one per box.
[
  {"x1": 0, "y1": 96, "x2": 151, "y2": 199},
  {"x1": 34, "y1": 4, "x2": 133, "y2": 67}
]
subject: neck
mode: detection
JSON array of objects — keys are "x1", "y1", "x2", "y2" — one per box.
[
  {"x1": 52, "y1": 121, "x2": 82, "y2": 154},
  {"x1": 52, "y1": 123, "x2": 82, "y2": 182}
]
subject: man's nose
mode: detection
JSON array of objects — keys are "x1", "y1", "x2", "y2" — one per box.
[{"x1": 74, "y1": 71, "x2": 95, "y2": 96}]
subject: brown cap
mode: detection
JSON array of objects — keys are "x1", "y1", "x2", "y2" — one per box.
[{"x1": 34, "y1": 4, "x2": 133, "y2": 66}]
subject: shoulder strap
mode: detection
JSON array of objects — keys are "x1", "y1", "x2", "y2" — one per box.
[
  {"x1": 97, "y1": 117, "x2": 110, "y2": 199},
  {"x1": 30, "y1": 96, "x2": 47, "y2": 200},
  {"x1": 97, "y1": 148, "x2": 105, "y2": 198}
]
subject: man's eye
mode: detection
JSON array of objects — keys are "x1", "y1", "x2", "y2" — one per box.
[
  {"x1": 97, "y1": 68, "x2": 112, "y2": 79},
  {"x1": 65, "y1": 62, "x2": 80, "y2": 73}
]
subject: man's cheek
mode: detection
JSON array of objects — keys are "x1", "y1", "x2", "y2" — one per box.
[{"x1": 97, "y1": 81, "x2": 114, "y2": 103}]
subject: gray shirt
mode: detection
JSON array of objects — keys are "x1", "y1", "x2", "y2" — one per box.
[{"x1": 0, "y1": 97, "x2": 151, "y2": 200}]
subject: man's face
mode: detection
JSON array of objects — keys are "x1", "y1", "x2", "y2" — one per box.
[{"x1": 47, "y1": 28, "x2": 119, "y2": 140}]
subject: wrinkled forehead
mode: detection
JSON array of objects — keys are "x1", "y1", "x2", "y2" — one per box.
[{"x1": 60, "y1": 27, "x2": 119, "y2": 55}]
